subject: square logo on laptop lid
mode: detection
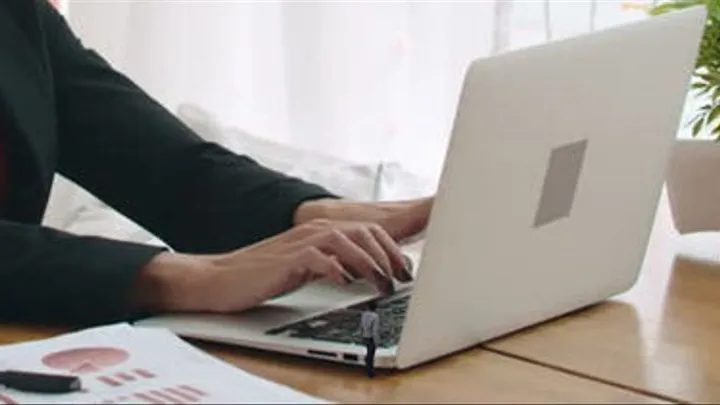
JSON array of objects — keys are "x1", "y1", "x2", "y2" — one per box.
[{"x1": 533, "y1": 139, "x2": 588, "y2": 228}]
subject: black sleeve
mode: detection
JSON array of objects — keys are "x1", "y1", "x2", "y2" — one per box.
[
  {"x1": 40, "y1": 1, "x2": 337, "y2": 254},
  {"x1": 0, "y1": 219, "x2": 164, "y2": 325}
]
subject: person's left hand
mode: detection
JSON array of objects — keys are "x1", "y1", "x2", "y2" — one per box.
[{"x1": 293, "y1": 196, "x2": 434, "y2": 243}]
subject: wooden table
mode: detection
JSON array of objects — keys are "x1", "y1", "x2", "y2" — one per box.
[
  {"x1": 204, "y1": 342, "x2": 669, "y2": 403},
  {"x1": 486, "y1": 190, "x2": 720, "y2": 404},
  {"x1": 0, "y1": 323, "x2": 663, "y2": 403}
]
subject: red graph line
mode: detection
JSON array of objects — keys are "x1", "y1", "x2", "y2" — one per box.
[
  {"x1": 134, "y1": 393, "x2": 162, "y2": 404},
  {"x1": 98, "y1": 376, "x2": 122, "y2": 387},
  {"x1": 179, "y1": 385, "x2": 207, "y2": 397},
  {"x1": 0, "y1": 394, "x2": 17, "y2": 405},
  {"x1": 134, "y1": 369, "x2": 156, "y2": 379},
  {"x1": 151, "y1": 389, "x2": 183, "y2": 404},
  {"x1": 117, "y1": 372, "x2": 136, "y2": 382},
  {"x1": 95, "y1": 384, "x2": 208, "y2": 405},
  {"x1": 165, "y1": 387, "x2": 197, "y2": 403}
]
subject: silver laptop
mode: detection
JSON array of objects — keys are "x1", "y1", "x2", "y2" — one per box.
[{"x1": 136, "y1": 6, "x2": 706, "y2": 370}]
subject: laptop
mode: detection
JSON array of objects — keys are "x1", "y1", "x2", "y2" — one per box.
[{"x1": 136, "y1": 6, "x2": 707, "y2": 370}]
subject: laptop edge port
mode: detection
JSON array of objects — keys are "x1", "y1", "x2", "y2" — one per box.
[
  {"x1": 343, "y1": 353, "x2": 359, "y2": 362},
  {"x1": 307, "y1": 349, "x2": 336, "y2": 359}
]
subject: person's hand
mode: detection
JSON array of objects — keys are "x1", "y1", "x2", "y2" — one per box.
[
  {"x1": 293, "y1": 197, "x2": 434, "y2": 242},
  {"x1": 133, "y1": 216, "x2": 419, "y2": 314}
]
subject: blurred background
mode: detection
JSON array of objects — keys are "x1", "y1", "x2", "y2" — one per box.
[{"x1": 56, "y1": 1, "x2": 678, "y2": 183}]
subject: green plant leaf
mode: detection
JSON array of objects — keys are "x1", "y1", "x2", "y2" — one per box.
[
  {"x1": 688, "y1": 105, "x2": 711, "y2": 127},
  {"x1": 686, "y1": 111, "x2": 704, "y2": 127},
  {"x1": 651, "y1": 0, "x2": 719, "y2": 116},
  {"x1": 686, "y1": 117, "x2": 700, "y2": 128},
  {"x1": 692, "y1": 113, "x2": 706, "y2": 136},
  {"x1": 650, "y1": 0, "x2": 707, "y2": 15},
  {"x1": 709, "y1": 0, "x2": 720, "y2": 19},
  {"x1": 710, "y1": 70, "x2": 720, "y2": 82},
  {"x1": 708, "y1": 105, "x2": 720, "y2": 125},
  {"x1": 698, "y1": 73, "x2": 715, "y2": 82},
  {"x1": 698, "y1": 85, "x2": 714, "y2": 96}
]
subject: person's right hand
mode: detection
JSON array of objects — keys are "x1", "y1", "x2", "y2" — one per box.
[{"x1": 132, "y1": 219, "x2": 414, "y2": 314}]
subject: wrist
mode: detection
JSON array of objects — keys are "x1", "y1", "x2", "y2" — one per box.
[
  {"x1": 130, "y1": 252, "x2": 214, "y2": 313},
  {"x1": 293, "y1": 198, "x2": 338, "y2": 225}
]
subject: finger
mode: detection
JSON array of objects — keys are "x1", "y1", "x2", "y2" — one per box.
[
  {"x1": 326, "y1": 254, "x2": 355, "y2": 284},
  {"x1": 367, "y1": 224, "x2": 412, "y2": 282},
  {"x1": 296, "y1": 247, "x2": 348, "y2": 286},
  {"x1": 242, "y1": 222, "x2": 324, "y2": 254},
  {"x1": 271, "y1": 249, "x2": 345, "y2": 299},
  {"x1": 236, "y1": 255, "x2": 312, "y2": 304},
  {"x1": 345, "y1": 225, "x2": 393, "y2": 278},
  {"x1": 317, "y1": 230, "x2": 394, "y2": 295},
  {"x1": 385, "y1": 197, "x2": 434, "y2": 241}
]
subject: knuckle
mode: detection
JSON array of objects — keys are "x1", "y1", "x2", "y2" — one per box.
[
  {"x1": 309, "y1": 218, "x2": 332, "y2": 228},
  {"x1": 296, "y1": 219, "x2": 330, "y2": 235},
  {"x1": 368, "y1": 223, "x2": 385, "y2": 235},
  {"x1": 289, "y1": 265, "x2": 309, "y2": 283},
  {"x1": 297, "y1": 222, "x2": 319, "y2": 235},
  {"x1": 345, "y1": 226, "x2": 371, "y2": 243},
  {"x1": 302, "y1": 246, "x2": 323, "y2": 259},
  {"x1": 326, "y1": 228, "x2": 347, "y2": 244},
  {"x1": 349, "y1": 225, "x2": 369, "y2": 238},
  {"x1": 360, "y1": 226, "x2": 377, "y2": 240}
]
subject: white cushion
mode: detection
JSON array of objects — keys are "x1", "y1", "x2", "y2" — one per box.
[
  {"x1": 43, "y1": 174, "x2": 86, "y2": 231},
  {"x1": 65, "y1": 206, "x2": 166, "y2": 248},
  {"x1": 376, "y1": 162, "x2": 436, "y2": 201},
  {"x1": 44, "y1": 175, "x2": 166, "y2": 246},
  {"x1": 176, "y1": 103, "x2": 382, "y2": 201}
]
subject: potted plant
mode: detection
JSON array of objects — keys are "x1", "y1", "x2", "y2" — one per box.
[
  {"x1": 649, "y1": 0, "x2": 720, "y2": 234},
  {"x1": 650, "y1": 0, "x2": 719, "y2": 138}
]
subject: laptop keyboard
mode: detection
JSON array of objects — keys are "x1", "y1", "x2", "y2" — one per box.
[{"x1": 265, "y1": 294, "x2": 411, "y2": 349}]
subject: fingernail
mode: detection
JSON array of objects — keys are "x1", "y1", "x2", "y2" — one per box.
[
  {"x1": 374, "y1": 267, "x2": 394, "y2": 295},
  {"x1": 400, "y1": 255, "x2": 414, "y2": 282},
  {"x1": 374, "y1": 264, "x2": 391, "y2": 278},
  {"x1": 400, "y1": 266, "x2": 414, "y2": 282},
  {"x1": 382, "y1": 279, "x2": 395, "y2": 295}
]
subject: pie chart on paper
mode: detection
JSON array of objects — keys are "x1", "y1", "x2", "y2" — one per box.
[{"x1": 41, "y1": 347, "x2": 130, "y2": 374}]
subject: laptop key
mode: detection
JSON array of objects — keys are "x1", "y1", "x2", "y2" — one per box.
[{"x1": 265, "y1": 295, "x2": 411, "y2": 349}]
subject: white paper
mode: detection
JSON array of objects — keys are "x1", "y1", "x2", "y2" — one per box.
[{"x1": 0, "y1": 323, "x2": 329, "y2": 404}]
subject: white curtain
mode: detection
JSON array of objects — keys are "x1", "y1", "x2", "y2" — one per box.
[{"x1": 65, "y1": 0, "x2": 656, "y2": 182}]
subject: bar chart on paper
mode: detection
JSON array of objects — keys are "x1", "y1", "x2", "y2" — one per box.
[
  {"x1": 0, "y1": 324, "x2": 327, "y2": 404},
  {"x1": 99, "y1": 384, "x2": 208, "y2": 405}
]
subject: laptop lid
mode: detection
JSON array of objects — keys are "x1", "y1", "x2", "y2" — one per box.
[{"x1": 395, "y1": 6, "x2": 707, "y2": 369}]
